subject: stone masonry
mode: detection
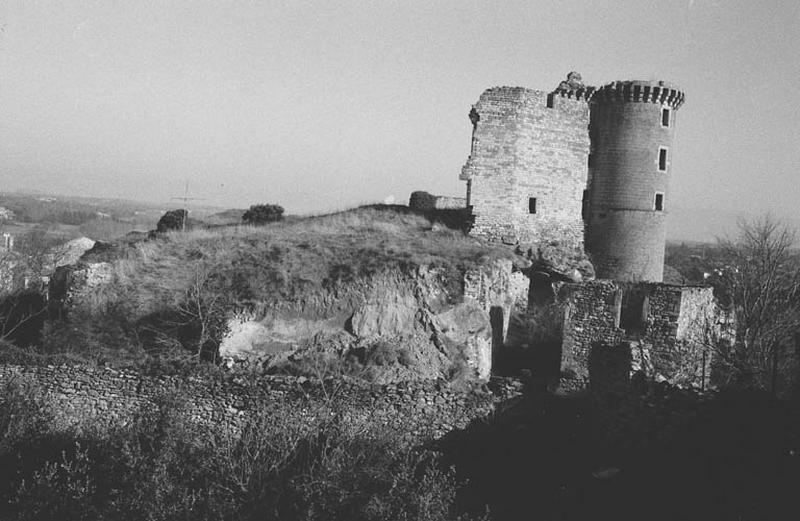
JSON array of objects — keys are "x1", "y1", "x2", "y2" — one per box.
[
  {"x1": 458, "y1": 73, "x2": 685, "y2": 283},
  {"x1": 558, "y1": 281, "x2": 724, "y2": 388},
  {"x1": 0, "y1": 364, "x2": 512, "y2": 444},
  {"x1": 460, "y1": 86, "x2": 590, "y2": 249},
  {"x1": 408, "y1": 191, "x2": 466, "y2": 211}
]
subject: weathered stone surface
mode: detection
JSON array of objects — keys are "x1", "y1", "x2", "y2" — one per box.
[
  {"x1": 409, "y1": 191, "x2": 466, "y2": 211},
  {"x1": 49, "y1": 261, "x2": 114, "y2": 309},
  {"x1": 350, "y1": 292, "x2": 418, "y2": 338},
  {"x1": 458, "y1": 75, "x2": 685, "y2": 283},
  {"x1": 220, "y1": 260, "x2": 529, "y2": 382},
  {"x1": 556, "y1": 281, "x2": 726, "y2": 390},
  {"x1": 433, "y1": 301, "x2": 492, "y2": 379},
  {"x1": 0, "y1": 364, "x2": 511, "y2": 445},
  {"x1": 461, "y1": 86, "x2": 590, "y2": 251}
]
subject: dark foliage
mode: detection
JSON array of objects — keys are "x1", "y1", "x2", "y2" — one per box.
[
  {"x1": 0, "y1": 291, "x2": 47, "y2": 346},
  {"x1": 241, "y1": 204, "x2": 285, "y2": 225},
  {"x1": 438, "y1": 382, "x2": 800, "y2": 521},
  {"x1": 156, "y1": 209, "x2": 189, "y2": 233}
]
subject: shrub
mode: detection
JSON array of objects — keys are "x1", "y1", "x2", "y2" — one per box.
[
  {"x1": 156, "y1": 209, "x2": 188, "y2": 233},
  {"x1": 242, "y1": 204, "x2": 284, "y2": 225}
]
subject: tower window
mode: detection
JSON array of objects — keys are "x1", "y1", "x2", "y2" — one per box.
[
  {"x1": 658, "y1": 147, "x2": 668, "y2": 171},
  {"x1": 654, "y1": 192, "x2": 664, "y2": 211},
  {"x1": 661, "y1": 107, "x2": 671, "y2": 127},
  {"x1": 528, "y1": 197, "x2": 537, "y2": 214},
  {"x1": 581, "y1": 190, "x2": 589, "y2": 219}
]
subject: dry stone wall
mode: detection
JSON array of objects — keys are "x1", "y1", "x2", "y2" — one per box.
[
  {"x1": 558, "y1": 281, "x2": 624, "y2": 383},
  {"x1": 0, "y1": 364, "x2": 510, "y2": 444},
  {"x1": 49, "y1": 262, "x2": 114, "y2": 312},
  {"x1": 408, "y1": 191, "x2": 466, "y2": 211}
]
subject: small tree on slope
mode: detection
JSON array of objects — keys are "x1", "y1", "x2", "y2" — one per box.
[{"x1": 242, "y1": 204, "x2": 284, "y2": 226}]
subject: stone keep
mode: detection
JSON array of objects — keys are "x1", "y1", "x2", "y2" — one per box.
[
  {"x1": 460, "y1": 86, "x2": 591, "y2": 250},
  {"x1": 461, "y1": 75, "x2": 686, "y2": 283},
  {"x1": 585, "y1": 81, "x2": 686, "y2": 282}
]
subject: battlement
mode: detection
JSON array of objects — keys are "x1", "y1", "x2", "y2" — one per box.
[
  {"x1": 553, "y1": 85, "x2": 597, "y2": 102},
  {"x1": 455, "y1": 72, "x2": 685, "y2": 281},
  {"x1": 551, "y1": 71, "x2": 596, "y2": 102},
  {"x1": 592, "y1": 80, "x2": 685, "y2": 109}
]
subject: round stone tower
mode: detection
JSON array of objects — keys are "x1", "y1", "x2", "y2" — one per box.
[{"x1": 585, "y1": 80, "x2": 686, "y2": 282}]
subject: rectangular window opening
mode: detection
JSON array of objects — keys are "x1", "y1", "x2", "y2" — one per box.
[
  {"x1": 581, "y1": 190, "x2": 589, "y2": 219},
  {"x1": 546, "y1": 93, "x2": 555, "y2": 109},
  {"x1": 658, "y1": 147, "x2": 668, "y2": 171},
  {"x1": 661, "y1": 107, "x2": 671, "y2": 127},
  {"x1": 528, "y1": 197, "x2": 537, "y2": 214},
  {"x1": 654, "y1": 193, "x2": 664, "y2": 211}
]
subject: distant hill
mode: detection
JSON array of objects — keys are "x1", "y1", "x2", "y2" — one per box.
[
  {"x1": 202, "y1": 208, "x2": 246, "y2": 225},
  {"x1": 0, "y1": 191, "x2": 231, "y2": 242}
]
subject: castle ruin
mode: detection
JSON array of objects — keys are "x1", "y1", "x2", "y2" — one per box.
[
  {"x1": 417, "y1": 72, "x2": 726, "y2": 388},
  {"x1": 460, "y1": 72, "x2": 685, "y2": 283}
]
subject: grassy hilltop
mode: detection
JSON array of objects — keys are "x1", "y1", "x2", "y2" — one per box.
[{"x1": 40, "y1": 205, "x2": 516, "y2": 371}]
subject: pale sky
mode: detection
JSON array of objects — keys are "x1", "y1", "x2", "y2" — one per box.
[{"x1": 1, "y1": 0, "x2": 798, "y2": 240}]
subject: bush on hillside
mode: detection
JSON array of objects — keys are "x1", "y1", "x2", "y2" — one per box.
[
  {"x1": 156, "y1": 209, "x2": 188, "y2": 233},
  {"x1": 242, "y1": 204, "x2": 284, "y2": 225}
]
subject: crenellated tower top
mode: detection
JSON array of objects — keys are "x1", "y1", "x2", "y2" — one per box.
[
  {"x1": 552, "y1": 73, "x2": 686, "y2": 109},
  {"x1": 591, "y1": 80, "x2": 686, "y2": 109}
]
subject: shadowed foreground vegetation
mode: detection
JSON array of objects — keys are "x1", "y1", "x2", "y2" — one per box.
[
  {"x1": 0, "y1": 379, "x2": 483, "y2": 521},
  {"x1": 1, "y1": 376, "x2": 799, "y2": 521}
]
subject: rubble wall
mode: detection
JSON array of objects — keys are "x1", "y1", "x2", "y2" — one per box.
[
  {"x1": 0, "y1": 364, "x2": 502, "y2": 444},
  {"x1": 558, "y1": 281, "x2": 719, "y2": 389}
]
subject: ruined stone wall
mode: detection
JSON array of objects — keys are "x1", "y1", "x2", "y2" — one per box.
[
  {"x1": 558, "y1": 280, "x2": 624, "y2": 381},
  {"x1": 640, "y1": 284, "x2": 716, "y2": 385},
  {"x1": 463, "y1": 258, "x2": 529, "y2": 335},
  {"x1": 674, "y1": 286, "x2": 719, "y2": 342},
  {"x1": 557, "y1": 281, "x2": 718, "y2": 389},
  {"x1": 0, "y1": 364, "x2": 504, "y2": 444},
  {"x1": 460, "y1": 87, "x2": 589, "y2": 249},
  {"x1": 640, "y1": 283, "x2": 683, "y2": 345},
  {"x1": 49, "y1": 262, "x2": 114, "y2": 313},
  {"x1": 408, "y1": 191, "x2": 466, "y2": 211},
  {"x1": 463, "y1": 259, "x2": 530, "y2": 376}
]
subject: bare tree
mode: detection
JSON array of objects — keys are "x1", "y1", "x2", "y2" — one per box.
[
  {"x1": 0, "y1": 227, "x2": 68, "y2": 343},
  {"x1": 176, "y1": 264, "x2": 227, "y2": 361},
  {"x1": 711, "y1": 215, "x2": 800, "y2": 394}
]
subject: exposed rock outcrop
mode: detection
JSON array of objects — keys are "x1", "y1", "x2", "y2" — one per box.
[{"x1": 220, "y1": 259, "x2": 528, "y2": 382}]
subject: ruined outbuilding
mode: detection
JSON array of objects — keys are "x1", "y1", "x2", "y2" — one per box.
[{"x1": 558, "y1": 281, "x2": 728, "y2": 388}]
